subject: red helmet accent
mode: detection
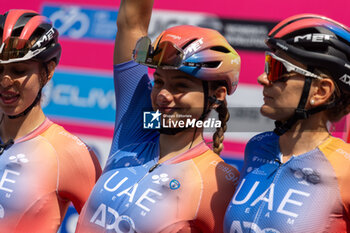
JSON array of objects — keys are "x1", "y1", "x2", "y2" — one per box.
[
  {"x1": 266, "y1": 14, "x2": 350, "y2": 94},
  {"x1": 0, "y1": 9, "x2": 61, "y2": 64}
]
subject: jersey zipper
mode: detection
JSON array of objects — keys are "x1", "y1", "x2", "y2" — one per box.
[
  {"x1": 249, "y1": 157, "x2": 292, "y2": 233},
  {"x1": 148, "y1": 163, "x2": 160, "y2": 173}
]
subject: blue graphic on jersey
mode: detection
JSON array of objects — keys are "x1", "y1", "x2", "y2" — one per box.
[{"x1": 169, "y1": 179, "x2": 181, "y2": 190}]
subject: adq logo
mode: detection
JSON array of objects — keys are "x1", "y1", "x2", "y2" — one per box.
[{"x1": 169, "y1": 179, "x2": 180, "y2": 190}]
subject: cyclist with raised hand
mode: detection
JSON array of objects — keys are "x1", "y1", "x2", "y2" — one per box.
[
  {"x1": 0, "y1": 9, "x2": 102, "y2": 232},
  {"x1": 224, "y1": 14, "x2": 350, "y2": 233},
  {"x1": 76, "y1": 0, "x2": 240, "y2": 232}
]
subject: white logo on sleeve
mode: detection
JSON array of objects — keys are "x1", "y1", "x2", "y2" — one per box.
[
  {"x1": 9, "y1": 154, "x2": 29, "y2": 163},
  {"x1": 152, "y1": 173, "x2": 169, "y2": 184}
]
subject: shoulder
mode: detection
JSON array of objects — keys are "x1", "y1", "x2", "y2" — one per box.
[
  {"x1": 47, "y1": 123, "x2": 101, "y2": 192},
  {"x1": 193, "y1": 150, "x2": 239, "y2": 187},
  {"x1": 318, "y1": 136, "x2": 350, "y2": 212},
  {"x1": 318, "y1": 136, "x2": 350, "y2": 169},
  {"x1": 42, "y1": 123, "x2": 90, "y2": 152},
  {"x1": 245, "y1": 131, "x2": 278, "y2": 158},
  {"x1": 319, "y1": 137, "x2": 350, "y2": 160},
  {"x1": 193, "y1": 150, "x2": 239, "y2": 232},
  {"x1": 40, "y1": 123, "x2": 99, "y2": 171},
  {"x1": 246, "y1": 131, "x2": 277, "y2": 147}
]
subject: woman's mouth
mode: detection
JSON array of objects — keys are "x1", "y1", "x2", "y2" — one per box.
[
  {"x1": 263, "y1": 92, "x2": 273, "y2": 101},
  {"x1": 0, "y1": 92, "x2": 20, "y2": 104},
  {"x1": 158, "y1": 107, "x2": 178, "y2": 114}
]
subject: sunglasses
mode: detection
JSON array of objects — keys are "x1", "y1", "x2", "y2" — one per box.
[
  {"x1": 265, "y1": 51, "x2": 323, "y2": 82},
  {"x1": 132, "y1": 36, "x2": 184, "y2": 69},
  {"x1": 0, "y1": 37, "x2": 46, "y2": 64}
]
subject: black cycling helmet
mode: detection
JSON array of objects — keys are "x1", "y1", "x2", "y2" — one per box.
[
  {"x1": 0, "y1": 9, "x2": 61, "y2": 64},
  {"x1": 265, "y1": 14, "x2": 350, "y2": 135},
  {"x1": 0, "y1": 9, "x2": 61, "y2": 119}
]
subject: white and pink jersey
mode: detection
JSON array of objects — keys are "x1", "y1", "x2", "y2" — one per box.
[{"x1": 0, "y1": 118, "x2": 101, "y2": 233}]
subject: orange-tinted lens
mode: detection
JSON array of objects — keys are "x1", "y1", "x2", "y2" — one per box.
[
  {"x1": 265, "y1": 54, "x2": 286, "y2": 82},
  {"x1": 0, "y1": 37, "x2": 31, "y2": 61},
  {"x1": 133, "y1": 36, "x2": 184, "y2": 68},
  {"x1": 152, "y1": 41, "x2": 183, "y2": 68}
]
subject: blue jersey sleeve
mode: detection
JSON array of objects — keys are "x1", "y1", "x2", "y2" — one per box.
[{"x1": 110, "y1": 61, "x2": 159, "y2": 157}]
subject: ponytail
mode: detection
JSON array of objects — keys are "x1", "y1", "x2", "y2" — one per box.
[{"x1": 212, "y1": 100, "x2": 229, "y2": 155}]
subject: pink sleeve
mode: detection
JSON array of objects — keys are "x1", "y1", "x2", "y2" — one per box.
[
  {"x1": 319, "y1": 138, "x2": 350, "y2": 219},
  {"x1": 42, "y1": 124, "x2": 102, "y2": 213},
  {"x1": 193, "y1": 152, "x2": 239, "y2": 232}
]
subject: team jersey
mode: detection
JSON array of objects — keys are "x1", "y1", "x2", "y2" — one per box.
[
  {"x1": 0, "y1": 118, "x2": 101, "y2": 233},
  {"x1": 224, "y1": 131, "x2": 350, "y2": 233},
  {"x1": 76, "y1": 61, "x2": 239, "y2": 233}
]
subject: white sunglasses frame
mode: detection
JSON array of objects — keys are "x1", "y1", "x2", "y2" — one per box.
[
  {"x1": 0, "y1": 42, "x2": 46, "y2": 64},
  {"x1": 265, "y1": 51, "x2": 323, "y2": 80}
]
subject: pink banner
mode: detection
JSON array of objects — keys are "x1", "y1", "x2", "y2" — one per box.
[
  {"x1": 3, "y1": 0, "x2": 350, "y2": 22},
  {"x1": 2, "y1": 0, "x2": 350, "y2": 159}
]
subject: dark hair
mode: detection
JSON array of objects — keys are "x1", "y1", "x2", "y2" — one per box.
[
  {"x1": 209, "y1": 80, "x2": 230, "y2": 155},
  {"x1": 319, "y1": 74, "x2": 350, "y2": 122},
  {"x1": 213, "y1": 100, "x2": 229, "y2": 154}
]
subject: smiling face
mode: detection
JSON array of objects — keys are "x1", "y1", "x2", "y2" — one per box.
[
  {"x1": 151, "y1": 68, "x2": 205, "y2": 125},
  {"x1": 0, "y1": 60, "x2": 44, "y2": 117}
]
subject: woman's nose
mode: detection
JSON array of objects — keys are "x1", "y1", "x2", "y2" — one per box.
[
  {"x1": 257, "y1": 72, "x2": 271, "y2": 86},
  {"x1": 0, "y1": 76, "x2": 14, "y2": 88},
  {"x1": 157, "y1": 88, "x2": 173, "y2": 105}
]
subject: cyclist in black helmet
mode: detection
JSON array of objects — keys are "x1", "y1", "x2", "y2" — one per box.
[
  {"x1": 224, "y1": 14, "x2": 350, "y2": 233},
  {"x1": 0, "y1": 9, "x2": 101, "y2": 232}
]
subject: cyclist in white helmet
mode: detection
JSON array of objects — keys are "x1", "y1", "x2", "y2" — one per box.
[{"x1": 76, "y1": 0, "x2": 241, "y2": 232}]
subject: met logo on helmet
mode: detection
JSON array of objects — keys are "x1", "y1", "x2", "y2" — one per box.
[
  {"x1": 184, "y1": 38, "x2": 203, "y2": 56},
  {"x1": 33, "y1": 28, "x2": 55, "y2": 49},
  {"x1": 340, "y1": 74, "x2": 350, "y2": 86},
  {"x1": 294, "y1": 33, "x2": 333, "y2": 43}
]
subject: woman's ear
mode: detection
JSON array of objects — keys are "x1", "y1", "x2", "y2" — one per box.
[
  {"x1": 40, "y1": 60, "x2": 56, "y2": 87},
  {"x1": 46, "y1": 60, "x2": 56, "y2": 82},
  {"x1": 211, "y1": 86, "x2": 227, "y2": 109},
  {"x1": 308, "y1": 78, "x2": 335, "y2": 107}
]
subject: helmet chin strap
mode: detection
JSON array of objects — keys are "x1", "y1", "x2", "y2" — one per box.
[
  {"x1": 273, "y1": 77, "x2": 336, "y2": 135},
  {"x1": 7, "y1": 90, "x2": 42, "y2": 119}
]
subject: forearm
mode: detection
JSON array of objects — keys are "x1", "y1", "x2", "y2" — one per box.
[{"x1": 114, "y1": 0, "x2": 154, "y2": 64}]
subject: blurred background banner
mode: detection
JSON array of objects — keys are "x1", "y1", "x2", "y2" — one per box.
[{"x1": 2, "y1": 1, "x2": 350, "y2": 232}]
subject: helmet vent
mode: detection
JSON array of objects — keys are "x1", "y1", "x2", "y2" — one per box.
[
  {"x1": 210, "y1": 46, "x2": 230, "y2": 53},
  {"x1": 184, "y1": 61, "x2": 221, "y2": 68},
  {"x1": 201, "y1": 61, "x2": 221, "y2": 68},
  {"x1": 182, "y1": 39, "x2": 198, "y2": 49}
]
